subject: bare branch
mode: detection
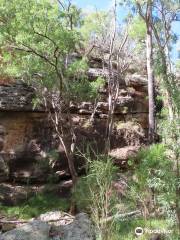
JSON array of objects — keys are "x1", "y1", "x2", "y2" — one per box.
[
  {"x1": 57, "y1": 0, "x2": 65, "y2": 10},
  {"x1": 136, "y1": 2, "x2": 146, "y2": 21}
]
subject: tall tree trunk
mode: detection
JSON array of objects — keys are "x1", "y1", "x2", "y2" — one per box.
[
  {"x1": 159, "y1": 49, "x2": 174, "y2": 121},
  {"x1": 146, "y1": 2, "x2": 156, "y2": 143}
]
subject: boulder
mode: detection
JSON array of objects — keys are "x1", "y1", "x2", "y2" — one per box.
[
  {"x1": 1, "y1": 213, "x2": 95, "y2": 240},
  {"x1": 1, "y1": 220, "x2": 50, "y2": 240},
  {"x1": 87, "y1": 68, "x2": 110, "y2": 80},
  {"x1": 97, "y1": 102, "x2": 108, "y2": 111},
  {"x1": 58, "y1": 213, "x2": 95, "y2": 240},
  {"x1": 126, "y1": 74, "x2": 147, "y2": 87},
  {"x1": 79, "y1": 102, "x2": 92, "y2": 110},
  {"x1": 109, "y1": 146, "x2": 140, "y2": 167}
]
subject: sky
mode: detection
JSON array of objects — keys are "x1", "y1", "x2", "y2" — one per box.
[
  {"x1": 73, "y1": 0, "x2": 112, "y2": 11},
  {"x1": 73, "y1": 0, "x2": 180, "y2": 62}
]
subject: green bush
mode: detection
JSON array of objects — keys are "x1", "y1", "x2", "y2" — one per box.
[
  {"x1": 73, "y1": 154, "x2": 119, "y2": 240},
  {"x1": 128, "y1": 144, "x2": 176, "y2": 223}
]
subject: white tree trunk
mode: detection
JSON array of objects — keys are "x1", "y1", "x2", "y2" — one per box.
[{"x1": 146, "y1": 3, "x2": 156, "y2": 143}]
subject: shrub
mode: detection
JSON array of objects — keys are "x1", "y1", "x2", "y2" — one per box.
[
  {"x1": 73, "y1": 154, "x2": 119, "y2": 240},
  {"x1": 128, "y1": 144, "x2": 176, "y2": 222}
]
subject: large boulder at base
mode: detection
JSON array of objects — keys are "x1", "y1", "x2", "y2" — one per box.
[
  {"x1": 59, "y1": 213, "x2": 95, "y2": 240},
  {"x1": 109, "y1": 146, "x2": 140, "y2": 168},
  {"x1": 40, "y1": 212, "x2": 95, "y2": 240},
  {"x1": 1, "y1": 221, "x2": 50, "y2": 240},
  {"x1": 1, "y1": 213, "x2": 95, "y2": 240}
]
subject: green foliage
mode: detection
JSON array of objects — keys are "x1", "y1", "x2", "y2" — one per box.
[
  {"x1": 80, "y1": 11, "x2": 110, "y2": 43},
  {"x1": 0, "y1": 193, "x2": 70, "y2": 219},
  {"x1": 90, "y1": 77, "x2": 105, "y2": 94},
  {"x1": 73, "y1": 154, "x2": 118, "y2": 240},
  {"x1": 128, "y1": 144, "x2": 177, "y2": 224},
  {"x1": 69, "y1": 76, "x2": 105, "y2": 101},
  {"x1": 0, "y1": 1, "x2": 106, "y2": 102},
  {"x1": 32, "y1": 97, "x2": 41, "y2": 110},
  {"x1": 129, "y1": 16, "x2": 146, "y2": 41},
  {"x1": 111, "y1": 217, "x2": 178, "y2": 240},
  {"x1": 67, "y1": 58, "x2": 89, "y2": 77},
  {"x1": 176, "y1": 59, "x2": 180, "y2": 69},
  {"x1": 132, "y1": 144, "x2": 172, "y2": 188},
  {"x1": 0, "y1": 0, "x2": 82, "y2": 90},
  {"x1": 74, "y1": 154, "x2": 118, "y2": 209}
]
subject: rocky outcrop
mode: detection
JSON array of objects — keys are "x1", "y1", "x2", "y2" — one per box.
[
  {"x1": 0, "y1": 83, "x2": 37, "y2": 112},
  {"x1": 1, "y1": 213, "x2": 95, "y2": 240},
  {"x1": 59, "y1": 213, "x2": 94, "y2": 240},
  {"x1": 109, "y1": 146, "x2": 141, "y2": 168},
  {"x1": 0, "y1": 58, "x2": 149, "y2": 203},
  {"x1": 0, "y1": 180, "x2": 72, "y2": 205},
  {"x1": 1, "y1": 220, "x2": 50, "y2": 240}
]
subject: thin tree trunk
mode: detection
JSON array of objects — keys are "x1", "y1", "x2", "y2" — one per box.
[
  {"x1": 146, "y1": 2, "x2": 156, "y2": 143},
  {"x1": 48, "y1": 97, "x2": 78, "y2": 185},
  {"x1": 159, "y1": 49, "x2": 174, "y2": 121},
  {"x1": 58, "y1": 135, "x2": 77, "y2": 184},
  {"x1": 105, "y1": 0, "x2": 117, "y2": 153}
]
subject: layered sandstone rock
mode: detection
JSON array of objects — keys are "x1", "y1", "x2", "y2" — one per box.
[
  {"x1": 0, "y1": 83, "x2": 36, "y2": 111},
  {"x1": 0, "y1": 62, "x2": 148, "y2": 199}
]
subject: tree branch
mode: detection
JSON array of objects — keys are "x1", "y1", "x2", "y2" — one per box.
[
  {"x1": 21, "y1": 43, "x2": 56, "y2": 67},
  {"x1": 57, "y1": 0, "x2": 65, "y2": 10},
  {"x1": 32, "y1": 27, "x2": 59, "y2": 49},
  {"x1": 136, "y1": 2, "x2": 146, "y2": 21},
  {"x1": 100, "y1": 210, "x2": 142, "y2": 223}
]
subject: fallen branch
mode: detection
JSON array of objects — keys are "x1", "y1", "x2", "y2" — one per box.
[
  {"x1": 0, "y1": 216, "x2": 75, "y2": 225},
  {"x1": 0, "y1": 220, "x2": 28, "y2": 224},
  {"x1": 101, "y1": 210, "x2": 142, "y2": 223}
]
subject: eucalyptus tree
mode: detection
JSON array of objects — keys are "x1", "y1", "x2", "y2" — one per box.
[
  {"x1": 0, "y1": 0, "x2": 84, "y2": 183},
  {"x1": 135, "y1": 0, "x2": 156, "y2": 143},
  {"x1": 129, "y1": 0, "x2": 180, "y2": 229},
  {"x1": 122, "y1": 0, "x2": 160, "y2": 142},
  {"x1": 151, "y1": 0, "x2": 180, "y2": 230},
  {"x1": 152, "y1": 0, "x2": 180, "y2": 119}
]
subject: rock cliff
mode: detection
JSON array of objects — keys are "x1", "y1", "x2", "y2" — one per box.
[{"x1": 0, "y1": 64, "x2": 149, "y2": 204}]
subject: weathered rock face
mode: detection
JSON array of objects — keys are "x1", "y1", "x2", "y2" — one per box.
[
  {"x1": 59, "y1": 213, "x2": 95, "y2": 240},
  {"x1": 0, "y1": 181, "x2": 72, "y2": 205},
  {"x1": 1, "y1": 213, "x2": 95, "y2": 240},
  {"x1": 0, "y1": 83, "x2": 36, "y2": 111},
  {"x1": 0, "y1": 65, "x2": 148, "y2": 198},
  {"x1": 1, "y1": 220, "x2": 50, "y2": 240}
]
